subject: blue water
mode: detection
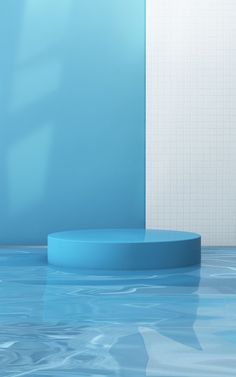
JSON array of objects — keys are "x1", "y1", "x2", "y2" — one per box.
[{"x1": 0, "y1": 248, "x2": 236, "y2": 376}]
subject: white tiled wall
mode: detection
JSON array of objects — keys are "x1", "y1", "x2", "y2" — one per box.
[{"x1": 146, "y1": 0, "x2": 236, "y2": 245}]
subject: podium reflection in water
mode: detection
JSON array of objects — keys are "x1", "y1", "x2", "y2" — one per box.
[{"x1": 43, "y1": 264, "x2": 200, "y2": 375}]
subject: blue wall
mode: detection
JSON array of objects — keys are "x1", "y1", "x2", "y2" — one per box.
[{"x1": 0, "y1": 0, "x2": 146, "y2": 244}]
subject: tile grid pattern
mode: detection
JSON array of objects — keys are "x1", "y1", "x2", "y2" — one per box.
[{"x1": 146, "y1": 0, "x2": 236, "y2": 245}]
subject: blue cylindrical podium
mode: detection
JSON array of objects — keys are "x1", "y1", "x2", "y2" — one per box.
[{"x1": 47, "y1": 229, "x2": 201, "y2": 270}]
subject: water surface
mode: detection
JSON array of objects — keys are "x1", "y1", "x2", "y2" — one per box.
[{"x1": 0, "y1": 248, "x2": 235, "y2": 376}]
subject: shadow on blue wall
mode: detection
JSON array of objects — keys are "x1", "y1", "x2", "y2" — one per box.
[{"x1": 0, "y1": 0, "x2": 145, "y2": 244}]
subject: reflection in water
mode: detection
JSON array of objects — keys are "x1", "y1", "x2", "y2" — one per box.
[
  {"x1": 43, "y1": 264, "x2": 200, "y2": 376},
  {"x1": 1, "y1": 248, "x2": 236, "y2": 376}
]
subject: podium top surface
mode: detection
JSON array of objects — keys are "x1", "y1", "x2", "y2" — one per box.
[{"x1": 48, "y1": 229, "x2": 201, "y2": 244}]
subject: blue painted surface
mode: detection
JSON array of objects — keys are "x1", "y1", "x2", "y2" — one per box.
[
  {"x1": 0, "y1": 0, "x2": 146, "y2": 244},
  {"x1": 0, "y1": 247, "x2": 236, "y2": 376},
  {"x1": 48, "y1": 229, "x2": 201, "y2": 269}
]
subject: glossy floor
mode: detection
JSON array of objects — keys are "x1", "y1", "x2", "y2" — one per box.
[{"x1": 0, "y1": 248, "x2": 235, "y2": 376}]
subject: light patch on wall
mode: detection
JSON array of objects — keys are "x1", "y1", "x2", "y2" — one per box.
[
  {"x1": 10, "y1": 59, "x2": 61, "y2": 111},
  {"x1": 17, "y1": 0, "x2": 73, "y2": 64},
  {"x1": 7, "y1": 123, "x2": 53, "y2": 215}
]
